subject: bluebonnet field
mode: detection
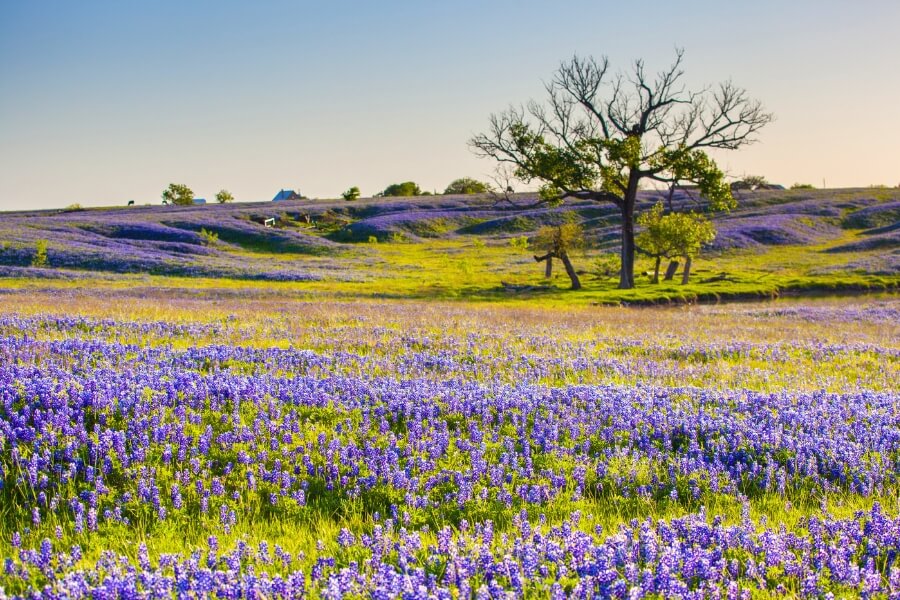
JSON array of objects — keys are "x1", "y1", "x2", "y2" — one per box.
[
  {"x1": 0, "y1": 188, "x2": 898, "y2": 284},
  {"x1": 0, "y1": 291, "x2": 898, "y2": 598}
]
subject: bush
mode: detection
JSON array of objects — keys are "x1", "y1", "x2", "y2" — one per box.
[
  {"x1": 731, "y1": 175, "x2": 769, "y2": 191},
  {"x1": 199, "y1": 228, "x2": 219, "y2": 245},
  {"x1": 444, "y1": 178, "x2": 491, "y2": 195},
  {"x1": 790, "y1": 183, "x2": 815, "y2": 190},
  {"x1": 367, "y1": 236, "x2": 379, "y2": 244},
  {"x1": 380, "y1": 182, "x2": 421, "y2": 197},
  {"x1": 342, "y1": 186, "x2": 361, "y2": 201},
  {"x1": 31, "y1": 240, "x2": 48, "y2": 268},
  {"x1": 508, "y1": 236, "x2": 529, "y2": 250},
  {"x1": 592, "y1": 254, "x2": 619, "y2": 280}
]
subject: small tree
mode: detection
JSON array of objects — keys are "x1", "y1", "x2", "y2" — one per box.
[
  {"x1": 636, "y1": 202, "x2": 677, "y2": 283},
  {"x1": 730, "y1": 175, "x2": 769, "y2": 191},
  {"x1": 530, "y1": 221, "x2": 584, "y2": 290},
  {"x1": 444, "y1": 177, "x2": 491, "y2": 195},
  {"x1": 658, "y1": 211, "x2": 716, "y2": 284},
  {"x1": 215, "y1": 189, "x2": 234, "y2": 204},
  {"x1": 638, "y1": 202, "x2": 716, "y2": 284},
  {"x1": 380, "y1": 181, "x2": 422, "y2": 197},
  {"x1": 342, "y1": 186, "x2": 361, "y2": 201},
  {"x1": 162, "y1": 183, "x2": 194, "y2": 206}
]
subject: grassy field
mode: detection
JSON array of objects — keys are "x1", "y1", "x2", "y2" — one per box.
[
  {"x1": 0, "y1": 187, "x2": 899, "y2": 596},
  {"x1": 0, "y1": 290, "x2": 898, "y2": 597},
  {"x1": 0, "y1": 187, "x2": 898, "y2": 305},
  {"x1": 0, "y1": 227, "x2": 896, "y2": 306}
]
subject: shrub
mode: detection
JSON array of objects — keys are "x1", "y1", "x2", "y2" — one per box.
[
  {"x1": 216, "y1": 190, "x2": 234, "y2": 204},
  {"x1": 380, "y1": 182, "x2": 421, "y2": 197},
  {"x1": 731, "y1": 175, "x2": 769, "y2": 191},
  {"x1": 342, "y1": 186, "x2": 361, "y2": 201},
  {"x1": 31, "y1": 240, "x2": 48, "y2": 267},
  {"x1": 199, "y1": 228, "x2": 219, "y2": 245},
  {"x1": 593, "y1": 254, "x2": 620, "y2": 280},
  {"x1": 790, "y1": 183, "x2": 815, "y2": 190},
  {"x1": 367, "y1": 236, "x2": 379, "y2": 244},
  {"x1": 444, "y1": 178, "x2": 491, "y2": 195},
  {"x1": 508, "y1": 236, "x2": 529, "y2": 250}
]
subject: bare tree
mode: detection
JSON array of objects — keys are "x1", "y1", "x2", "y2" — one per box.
[{"x1": 470, "y1": 50, "x2": 772, "y2": 289}]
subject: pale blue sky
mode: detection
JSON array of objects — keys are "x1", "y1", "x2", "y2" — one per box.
[{"x1": 1, "y1": 1, "x2": 898, "y2": 210}]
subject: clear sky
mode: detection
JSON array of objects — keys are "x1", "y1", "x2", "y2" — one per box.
[{"x1": 1, "y1": 0, "x2": 898, "y2": 210}]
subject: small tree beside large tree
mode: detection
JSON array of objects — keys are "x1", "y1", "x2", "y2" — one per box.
[
  {"x1": 637, "y1": 201, "x2": 716, "y2": 284},
  {"x1": 530, "y1": 221, "x2": 584, "y2": 290},
  {"x1": 470, "y1": 49, "x2": 772, "y2": 289}
]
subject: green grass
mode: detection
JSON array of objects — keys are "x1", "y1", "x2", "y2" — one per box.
[{"x1": 1, "y1": 218, "x2": 897, "y2": 310}]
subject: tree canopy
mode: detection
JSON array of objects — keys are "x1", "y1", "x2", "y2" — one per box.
[
  {"x1": 342, "y1": 186, "x2": 361, "y2": 201},
  {"x1": 215, "y1": 189, "x2": 233, "y2": 204},
  {"x1": 162, "y1": 183, "x2": 194, "y2": 206},
  {"x1": 380, "y1": 182, "x2": 422, "y2": 197},
  {"x1": 637, "y1": 201, "x2": 716, "y2": 284},
  {"x1": 470, "y1": 49, "x2": 771, "y2": 288},
  {"x1": 444, "y1": 177, "x2": 491, "y2": 195}
]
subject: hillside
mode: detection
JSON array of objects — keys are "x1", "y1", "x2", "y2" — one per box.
[{"x1": 0, "y1": 187, "x2": 898, "y2": 302}]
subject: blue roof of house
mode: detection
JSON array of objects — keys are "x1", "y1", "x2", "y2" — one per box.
[
  {"x1": 192, "y1": 198, "x2": 207, "y2": 204},
  {"x1": 272, "y1": 189, "x2": 298, "y2": 201}
]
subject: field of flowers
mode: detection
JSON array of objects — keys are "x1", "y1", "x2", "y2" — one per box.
[
  {"x1": 0, "y1": 291, "x2": 898, "y2": 598},
  {"x1": 1, "y1": 188, "x2": 898, "y2": 290}
]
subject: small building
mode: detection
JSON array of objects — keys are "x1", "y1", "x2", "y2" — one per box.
[
  {"x1": 192, "y1": 198, "x2": 207, "y2": 205},
  {"x1": 272, "y1": 189, "x2": 302, "y2": 202}
]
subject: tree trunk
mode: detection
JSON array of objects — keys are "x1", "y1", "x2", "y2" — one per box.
[
  {"x1": 544, "y1": 256, "x2": 553, "y2": 278},
  {"x1": 618, "y1": 173, "x2": 639, "y2": 289},
  {"x1": 651, "y1": 256, "x2": 661, "y2": 284},
  {"x1": 681, "y1": 256, "x2": 693, "y2": 285},
  {"x1": 666, "y1": 183, "x2": 676, "y2": 212},
  {"x1": 663, "y1": 260, "x2": 679, "y2": 281},
  {"x1": 559, "y1": 251, "x2": 581, "y2": 290}
]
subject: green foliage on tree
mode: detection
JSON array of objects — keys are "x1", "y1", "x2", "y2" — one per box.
[
  {"x1": 162, "y1": 183, "x2": 194, "y2": 206},
  {"x1": 637, "y1": 201, "x2": 716, "y2": 284},
  {"x1": 790, "y1": 183, "x2": 815, "y2": 190},
  {"x1": 342, "y1": 186, "x2": 361, "y2": 201},
  {"x1": 471, "y1": 50, "x2": 771, "y2": 289},
  {"x1": 215, "y1": 189, "x2": 234, "y2": 204},
  {"x1": 444, "y1": 177, "x2": 491, "y2": 195},
  {"x1": 31, "y1": 240, "x2": 48, "y2": 268},
  {"x1": 380, "y1": 182, "x2": 422, "y2": 197},
  {"x1": 529, "y1": 221, "x2": 585, "y2": 290}
]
